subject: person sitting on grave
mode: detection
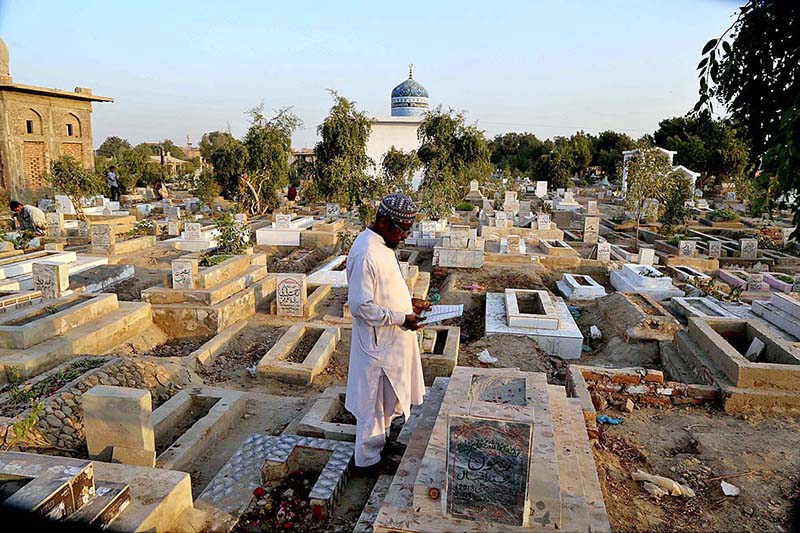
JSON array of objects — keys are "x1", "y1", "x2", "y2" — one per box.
[
  {"x1": 345, "y1": 193, "x2": 429, "y2": 470},
  {"x1": 9, "y1": 200, "x2": 46, "y2": 236}
]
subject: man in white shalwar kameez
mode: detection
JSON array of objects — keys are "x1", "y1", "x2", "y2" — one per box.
[{"x1": 345, "y1": 194, "x2": 429, "y2": 468}]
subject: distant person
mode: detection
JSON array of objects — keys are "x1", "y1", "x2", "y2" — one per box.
[
  {"x1": 287, "y1": 183, "x2": 297, "y2": 202},
  {"x1": 153, "y1": 179, "x2": 168, "y2": 201},
  {"x1": 106, "y1": 165, "x2": 120, "y2": 201},
  {"x1": 10, "y1": 201, "x2": 46, "y2": 235}
]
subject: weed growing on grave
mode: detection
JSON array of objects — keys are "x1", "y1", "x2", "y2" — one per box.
[
  {"x1": 44, "y1": 305, "x2": 58, "y2": 314},
  {"x1": 4, "y1": 399, "x2": 44, "y2": 450},
  {"x1": 214, "y1": 212, "x2": 249, "y2": 255},
  {"x1": 5, "y1": 230, "x2": 34, "y2": 250},
  {"x1": 709, "y1": 208, "x2": 739, "y2": 222},
  {"x1": 2, "y1": 359, "x2": 106, "y2": 413},
  {"x1": 455, "y1": 201, "x2": 474, "y2": 211},
  {"x1": 199, "y1": 254, "x2": 233, "y2": 267},
  {"x1": 126, "y1": 219, "x2": 156, "y2": 238}
]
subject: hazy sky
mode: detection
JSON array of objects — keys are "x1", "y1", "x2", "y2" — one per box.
[{"x1": 0, "y1": 0, "x2": 739, "y2": 150}]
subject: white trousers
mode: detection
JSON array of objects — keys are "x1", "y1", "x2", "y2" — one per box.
[{"x1": 354, "y1": 371, "x2": 403, "y2": 467}]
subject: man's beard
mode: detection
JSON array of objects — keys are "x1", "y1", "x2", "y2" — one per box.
[{"x1": 383, "y1": 239, "x2": 400, "y2": 249}]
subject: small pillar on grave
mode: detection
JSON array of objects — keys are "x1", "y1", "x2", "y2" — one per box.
[
  {"x1": 583, "y1": 216, "x2": 599, "y2": 244},
  {"x1": 32, "y1": 261, "x2": 69, "y2": 299},
  {"x1": 46, "y1": 212, "x2": 64, "y2": 238},
  {"x1": 171, "y1": 258, "x2": 199, "y2": 289},
  {"x1": 276, "y1": 274, "x2": 307, "y2": 317}
]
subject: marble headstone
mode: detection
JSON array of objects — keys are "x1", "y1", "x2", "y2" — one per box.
[
  {"x1": 678, "y1": 240, "x2": 697, "y2": 257},
  {"x1": 707, "y1": 241, "x2": 722, "y2": 258},
  {"x1": 740, "y1": 239, "x2": 758, "y2": 260},
  {"x1": 184, "y1": 223, "x2": 202, "y2": 241},
  {"x1": 32, "y1": 261, "x2": 69, "y2": 299},
  {"x1": 171, "y1": 258, "x2": 198, "y2": 290},
  {"x1": 583, "y1": 216, "x2": 599, "y2": 244},
  {"x1": 597, "y1": 242, "x2": 611, "y2": 261},
  {"x1": 276, "y1": 274, "x2": 307, "y2": 317}
]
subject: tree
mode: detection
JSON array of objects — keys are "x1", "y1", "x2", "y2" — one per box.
[
  {"x1": 239, "y1": 105, "x2": 302, "y2": 214},
  {"x1": 488, "y1": 132, "x2": 548, "y2": 179},
  {"x1": 46, "y1": 156, "x2": 104, "y2": 219},
  {"x1": 569, "y1": 131, "x2": 593, "y2": 177},
  {"x1": 199, "y1": 131, "x2": 236, "y2": 160},
  {"x1": 416, "y1": 107, "x2": 491, "y2": 218},
  {"x1": 210, "y1": 140, "x2": 248, "y2": 200},
  {"x1": 314, "y1": 91, "x2": 375, "y2": 210},
  {"x1": 659, "y1": 174, "x2": 694, "y2": 235},
  {"x1": 141, "y1": 139, "x2": 187, "y2": 160},
  {"x1": 624, "y1": 143, "x2": 685, "y2": 246},
  {"x1": 96, "y1": 136, "x2": 131, "y2": 159},
  {"x1": 696, "y1": 1, "x2": 799, "y2": 226},
  {"x1": 654, "y1": 111, "x2": 748, "y2": 190},
  {"x1": 113, "y1": 144, "x2": 161, "y2": 189},
  {"x1": 381, "y1": 147, "x2": 419, "y2": 194},
  {"x1": 539, "y1": 137, "x2": 575, "y2": 189},
  {"x1": 592, "y1": 130, "x2": 636, "y2": 180}
]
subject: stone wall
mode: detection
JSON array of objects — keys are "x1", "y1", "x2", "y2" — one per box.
[
  {"x1": 567, "y1": 365, "x2": 719, "y2": 438},
  {"x1": 0, "y1": 358, "x2": 192, "y2": 451}
]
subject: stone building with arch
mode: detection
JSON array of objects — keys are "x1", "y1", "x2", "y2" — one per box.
[{"x1": 0, "y1": 37, "x2": 112, "y2": 202}]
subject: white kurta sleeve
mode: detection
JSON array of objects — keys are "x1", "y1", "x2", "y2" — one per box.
[{"x1": 349, "y1": 255, "x2": 406, "y2": 327}]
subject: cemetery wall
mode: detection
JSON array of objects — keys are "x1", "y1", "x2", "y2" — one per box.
[{"x1": 0, "y1": 358, "x2": 191, "y2": 451}]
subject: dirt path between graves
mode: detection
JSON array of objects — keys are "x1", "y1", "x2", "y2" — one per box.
[{"x1": 594, "y1": 404, "x2": 800, "y2": 532}]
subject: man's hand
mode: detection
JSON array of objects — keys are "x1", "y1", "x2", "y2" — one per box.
[
  {"x1": 412, "y1": 298, "x2": 431, "y2": 315},
  {"x1": 403, "y1": 313, "x2": 426, "y2": 331}
]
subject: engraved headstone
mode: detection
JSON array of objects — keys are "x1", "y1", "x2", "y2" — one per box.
[
  {"x1": 469, "y1": 180, "x2": 480, "y2": 192},
  {"x1": 450, "y1": 225, "x2": 470, "y2": 248},
  {"x1": 638, "y1": 247, "x2": 655, "y2": 265},
  {"x1": 583, "y1": 216, "x2": 599, "y2": 244},
  {"x1": 276, "y1": 274, "x2": 307, "y2": 317},
  {"x1": 184, "y1": 222, "x2": 202, "y2": 241},
  {"x1": 420, "y1": 221, "x2": 436, "y2": 238},
  {"x1": 678, "y1": 240, "x2": 697, "y2": 257},
  {"x1": 481, "y1": 198, "x2": 494, "y2": 215},
  {"x1": 494, "y1": 211, "x2": 508, "y2": 227},
  {"x1": 739, "y1": 238, "x2": 758, "y2": 260},
  {"x1": 504, "y1": 191, "x2": 517, "y2": 203},
  {"x1": 446, "y1": 415, "x2": 532, "y2": 526},
  {"x1": 597, "y1": 191, "x2": 605, "y2": 200},
  {"x1": 274, "y1": 214, "x2": 292, "y2": 229},
  {"x1": 46, "y1": 212, "x2": 64, "y2": 238},
  {"x1": 747, "y1": 273, "x2": 763, "y2": 292},
  {"x1": 32, "y1": 261, "x2": 69, "y2": 299},
  {"x1": 167, "y1": 220, "x2": 181, "y2": 236},
  {"x1": 166, "y1": 206, "x2": 181, "y2": 221},
  {"x1": 563, "y1": 191, "x2": 575, "y2": 204},
  {"x1": 326, "y1": 203, "x2": 340, "y2": 219},
  {"x1": 535, "y1": 181, "x2": 548, "y2": 198},
  {"x1": 171, "y1": 258, "x2": 198, "y2": 290},
  {"x1": 519, "y1": 200, "x2": 532, "y2": 217},
  {"x1": 506, "y1": 235, "x2": 523, "y2": 254},
  {"x1": 78, "y1": 220, "x2": 89, "y2": 238},
  {"x1": 55, "y1": 194, "x2": 76, "y2": 215},
  {"x1": 587, "y1": 200, "x2": 598, "y2": 215},
  {"x1": 597, "y1": 242, "x2": 611, "y2": 261},
  {"x1": 707, "y1": 241, "x2": 722, "y2": 258},
  {"x1": 90, "y1": 225, "x2": 114, "y2": 248}
]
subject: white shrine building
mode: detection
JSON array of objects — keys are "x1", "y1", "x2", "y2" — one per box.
[
  {"x1": 621, "y1": 146, "x2": 700, "y2": 194},
  {"x1": 365, "y1": 65, "x2": 430, "y2": 188}
]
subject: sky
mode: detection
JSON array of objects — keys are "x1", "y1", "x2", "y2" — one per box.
[{"x1": 0, "y1": 0, "x2": 740, "y2": 150}]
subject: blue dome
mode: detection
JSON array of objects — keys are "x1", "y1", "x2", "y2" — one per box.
[{"x1": 391, "y1": 78, "x2": 429, "y2": 99}]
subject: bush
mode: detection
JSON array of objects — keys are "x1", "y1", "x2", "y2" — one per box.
[
  {"x1": 214, "y1": 212, "x2": 249, "y2": 255},
  {"x1": 709, "y1": 208, "x2": 739, "y2": 221},
  {"x1": 455, "y1": 201, "x2": 475, "y2": 212}
]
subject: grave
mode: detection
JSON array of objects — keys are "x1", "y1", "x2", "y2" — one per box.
[
  {"x1": 583, "y1": 216, "x2": 599, "y2": 243},
  {"x1": 553, "y1": 190, "x2": 581, "y2": 211},
  {"x1": 307, "y1": 255, "x2": 348, "y2": 287},
  {"x1": 433, "y1": 227, "x2": 485, "y2": 269},
  {"x1": 197, "y1": 433, "x2": 354, "y2": 529},
  {"x1": 596, "y1": 292, "x2": 681, "y2": 342},
  {"x1": 556, "y1": 273, "x2": 606, "y2": 301},
  {"x1": 141, "y1": 253, "x2": 273, "y2": 338},
  {"x1": 503, "y1": 191, "x2": 520, "y2": 215},
  {"x1": 672, "y1": 297, "x2": 738, "y2": 319},
  {"x1": 372, "y1": 366, "x2": 610, "y2": 532},
  {"x1": 297, "y1": 385, "x2": 357, "y2": 441},
  {"x1": 668, "y1": 264, "x2": 711, "y2": 282},
  {"x1": 663, "y1": 316, "x2": 800, "y2": 413},
  {"x1": 257, "y1": 324, "x2": 340, "y2": 385},
  {"x1": 153, "y1": 386, "x2": 246, "y2": 471},
  {"x1": 0, "y1": 250, "x2": 108, "y2": 292},
  {"x1": 88, "y1": 223, "x2": 157, "y2": 256},
  {"x1": 0, "y1": 293, "x2": 152, "y2": 383},
  {"x1": 158, "y1": 221, "x2": 219, "y2": 252},
  {"x1": 419, "y1": 325, "x2": 460, "y2": 385},
  {"x1": 539, "y1": 239, "x2": 579, "y2": 257},
  {"x1": 255, "y1": 215, "x2": 316, "y2": 246},
  {"x1": 752, "y1": 293, "x2": 800, "y2": 340},
  {"x1": 610, "y1": 264, "x2": 684, "y2": 301},
  {"x1": 485, "y1": 289, "x2": 583, "y2": 359},
  {"x1": 464, "y1": 180, "x2": 484, "y2": 204},
  {"x1": 715, "y1": 269, "x2": 769, "y2": 292},
  {"x1": 762, "y1": 272, "x2": 796, "y2": 293}
]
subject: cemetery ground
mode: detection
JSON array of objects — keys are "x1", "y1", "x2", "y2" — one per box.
[{"x1": 3, "y1": 193, "x2": 800, "y2": 532}]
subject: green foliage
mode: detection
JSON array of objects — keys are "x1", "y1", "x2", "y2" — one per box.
[
  {"x1": 381, "y1": 147, "x2": 420, "y2": 194},
  {"x1": 213, "y1": 212, "x2": 249, "y2": 255},
  {"x1": 696, "y1": 1, "x2": 800, "y2": 236},
  {"x1": 199, "y1": 254, "x2": 233, "y2": 267},
  {"x1": 314, "y1": 91, "x2": 375, "y2": 207},
  {"x1": 199, "y1": 131, "x2": 236, "y2": 160},
  {"x1": 5, "y1": 359, "x2": 105, "y2": 412},
  {"x1": 125, "y1": 220, "x2": 155, "y2": 238},
  {"x1": 417, "y1": 106, "x2": 491, "y2": 218},
  {"x1": 96, "y1": 136, "x2": 132, "y2": 159},
  {"x1": 455, "y1": 201, "x2": 475, "y2": 211},
  {"x1": 488, "y1": 132, "x2": 548, "y2": 179},
  {"x1": 658, "y1": 174, "x2": 694, "y2": 233},
  {"x1": 336, "y1": 231, "x2": 357, "y2": 255},
  {"x1": 5, "y1": 231, "x2": 34, "y2": 250},
  {"x1": 654, "y1": 111, "x2": 749, "y2": 190},
  {"x1": 358, "y1": 202, "x2": 378, "y2": 228},
  {"x1": 46, "y1": 156, "x2": 105, "y2": 219},
  {"x1": 210, "y1": 140, "x2": 248, "y2": 199},
  {"x1": 592, "y1": 130, "x2": 636, "y2": 179},
  {"x1": 5, "y1": 399, "x2": 44, "y2": 449},
  {"x1": 113, "y1": 144, "x2": 162, "y2": 189},
  {"x1": 708, "y1": 208, "x2": 739, "y2": 222},
  {"x1": 195, "y1": 169, "x2": 222, "y2": 208},
  {"x1": 239, "y1": 105, "x2": 302, "y2": 214}
]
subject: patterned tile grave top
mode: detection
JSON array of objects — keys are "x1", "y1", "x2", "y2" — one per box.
[
  {"x1": 445, "y1": 416, "x2": 532, "y2": 526},
  {"x1": 197, "y1": 433, "x2": 353, "y2": 523}
]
